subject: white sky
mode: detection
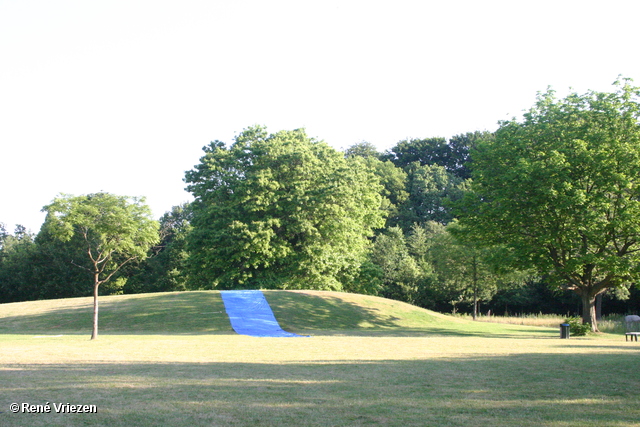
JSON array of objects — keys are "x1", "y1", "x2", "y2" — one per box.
[{"x1": 1, "y1": 0, "x2": 639, "y2": 232}]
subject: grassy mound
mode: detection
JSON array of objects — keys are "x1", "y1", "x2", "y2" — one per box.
[
  {"x1": 1, "y1": 292, "x2": 635, "y2": 427},
  {"x1": 0, "y1": 290, "x2": 556, "y2": 337},
  {"x1": 0, "y1": 291, "x2": 229, "y2": 334}
]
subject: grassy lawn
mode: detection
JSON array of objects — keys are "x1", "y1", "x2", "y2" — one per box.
[{"x1": 0, "y1": 291, "x2": 639, "y2": 426}]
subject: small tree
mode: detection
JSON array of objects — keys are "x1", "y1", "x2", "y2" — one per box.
[
  {"x1": 42, "y1": 193, "x2": 159, "y2": 339},
  {"x1": 430, "y1": 222, "x2": 517, "y2": 319}
]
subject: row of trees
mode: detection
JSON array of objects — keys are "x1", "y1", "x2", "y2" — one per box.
[{"x1": 2, "y1": 78, "x2": 640, "y2": 335}]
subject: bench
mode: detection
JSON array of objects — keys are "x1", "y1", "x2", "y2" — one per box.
[{"x1": 625, "y1": 332, "x2": 640, "y2": 342}]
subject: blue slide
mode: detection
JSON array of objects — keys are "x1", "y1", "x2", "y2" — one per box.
[{"x1": 220, "y1": 290, "x2": 309, "y2": 337}]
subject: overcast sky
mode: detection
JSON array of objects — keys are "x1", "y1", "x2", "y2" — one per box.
[{"x1": 1, "y1": 0, "x2": 639, "y2": 232}]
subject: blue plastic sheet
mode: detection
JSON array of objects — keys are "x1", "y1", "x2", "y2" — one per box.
[{"x1": 220, "y1": 290, "x2": 309, "y2": 337}]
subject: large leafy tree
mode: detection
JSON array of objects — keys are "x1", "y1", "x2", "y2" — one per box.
[
  {"x1": 397, "y1": 163, "x2": 469, "y2": 229},
  {"x1": 184, "y1": 126, "x2": 386, "y2": 290},
  {"x1": 42, "y1": 193, "x2": 159, "y2": 339},
  {"x1": 457, "y1": 78, "x2": 640, "y2": 331}
]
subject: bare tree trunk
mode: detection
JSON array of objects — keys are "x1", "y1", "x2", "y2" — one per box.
[
  {"x1": 472, "y1": 255, "x2": 478, "y2": 321},
  {"x1": 581, "y1": 292, "x2": 598, "y2": 332},
  {"x1": 91, "y1": 273, "x2": 100, "y2": 340},
  {"x1": 473, "y1": 293, "x2": 478, "y2": 320}
]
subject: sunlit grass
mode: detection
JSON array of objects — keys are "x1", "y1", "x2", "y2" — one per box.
[
  {"x1": 462, "y1": 312, "x2": 632, "y2": 334},
  {"x1": 0, "y1": 291, "x2": 638, "y2": 426}
]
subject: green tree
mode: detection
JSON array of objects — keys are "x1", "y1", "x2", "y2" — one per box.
[
  {"x1": 447, "y1": 131, "x2": 495, "y2": 180},
  {"x1": 345, "y1": 142, "x2": 409, "y2": 228},
  {"x1": 42, "y1": 193, "x2": 159, "y2": 339},
  {"x1": 457, "y1": 78, "x2": 640, "y2": 331},
  {"x1": 386, "y1": 137, "x2": 450, "y2": 169},
  {"x1": 342, "y1": 259, "x2": 385, "y2": 296},
  {"x1": 397, "y1": 163, "x2": 469, "y2": 229},
  {"x1": 370, "y1": 226, "x2": 423, "y2": 304},
  {"x1": 0, "y1": 223, "x2": 8, "y2": 250},
  {"x1": 124, "y1": 204, "x2": 192, "y2": 294},
  {"x1": 184, "y1": 126, "x2": 386, "y2": 290},
  {"x1": 32, "y1": 226, "x2": 99, "y2": 299},
  {"x1": 365, "y1": 158, "x2": 409, "y2": 228},
  {"x1": 0, "y1": 225, "x2": 38, "y2": 303},
  {"x1": 385, "y1": 133, "x2": 492, "y2": 180},
  {"x1": 431, "y1": 222, "x2": 520, "y2": 319},
  {"x1": 344, "y1": 141, "x2": 383, "y2": 159},
  {"x1": 0, "y1": 223, "x2": 95, "y2": 303}
]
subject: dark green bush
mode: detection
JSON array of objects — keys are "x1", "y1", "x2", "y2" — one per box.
[{"x1": 565, "y1": 316, "x2": 591, "y2": 336}]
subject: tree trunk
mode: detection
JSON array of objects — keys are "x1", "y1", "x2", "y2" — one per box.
[
  {"x1": 580, "y1": 292, "x2": 598, "y2": 332},
  {"x1": 473, "y1": 293, "x2": 478, "y2": 320},
  {"x1": 91, "y1": 274, "x2": 100, "y2": 340},
  {"x1": 596, "y1": 293, "x2": 603, "y2": 321},
  {"x1": 472, "y1": 255, "x2": 478, "y2": 321}
]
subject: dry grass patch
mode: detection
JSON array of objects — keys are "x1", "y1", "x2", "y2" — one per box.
[
  {"x1": 0, "y1": 291, "x2": 639, "y2": 426},
  {"x1": 1, "y1": 334, "x2": 639, "y2": 427}
]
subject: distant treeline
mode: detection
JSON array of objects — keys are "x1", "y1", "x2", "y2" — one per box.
[{"x1": 2, "y1": 126, "x2": 639, "y2": 317}]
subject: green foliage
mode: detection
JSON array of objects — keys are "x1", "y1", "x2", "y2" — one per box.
[
  {"x1": 386, "y1": 137, "x2": 450, "y2": 169},
  {"x1": 0, "y1": 227, "x2": 39, "y2": 303},
  {"x1": 0, "y1": 223, "x2": 101, "y2": 303},
  {"x1": 342, "y1": 259, "x2": 385, "y2": 296},
  {"x1": 397, "y1": 163, "x2": 469, "y2": 228},
  {"x1": 184, "y1": 126, "x2": 386, "y2": 290},
  {"x1": 124, "y1": 204, "x2": 192, "y2": 294},
  {"x1": 429, "y1": 222, "x2": 520, "y2": 317},
  {"x1": 32, "y1": 225, "x2": 97, "y2": 298},
  {"x1": 43, "y1": 193, "x2": 159, "y2": 265},
  {"x1": 41, "y1": 192, "x2": 159, "y2": 339},
  {"x1": 360, "y1": 157, "x2": 409, "y2": 228},
  {"x1": 344, "y1": 141, "x2": 383, "y2": 160},
  {"x1": 564, "y1": 316, "x2": 591, "y2": 336},
  {"x1": 385, "y1": 131, "x2": 492, "y2": 180},
  {"x1": 457, "y1": 78, "x2": 640, "y2": 331},
  {"x1": 446, "y1": 131, "x2": 495, "y2": 180},
  {"x1": 370, "y1": 226, "x2": 423, "y2": 304}
]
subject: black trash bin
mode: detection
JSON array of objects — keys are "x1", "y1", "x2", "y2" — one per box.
[{"x1": 560, "y1": 323, "x2": 570, "y2": 339}]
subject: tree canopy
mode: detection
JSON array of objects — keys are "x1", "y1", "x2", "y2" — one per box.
[
  {"x1": 42, "y1": 192, "x2": 159, "y2": 339},
  {"x1": 6, "y1": 86, "x2": 640, "y2": 321},
  {"x1": 385, "y1": 132, "x2": 493, "y2": 180},
  {"x1": 397, "y1": 162, "x2": 469, "y2": 228},
  {"x1": 456, "y1": 78, "x2": 640, "y2": 331},
  {"x1": 184, "y1": 126, "x2": 386, "y2": 290}
]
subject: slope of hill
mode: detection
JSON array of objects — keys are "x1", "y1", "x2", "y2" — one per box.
[{"x1": 0, "y1": 290, "x2": 553, "y2": 337}]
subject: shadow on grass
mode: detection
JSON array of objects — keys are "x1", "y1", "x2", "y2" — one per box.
[
  {"x1": 1, "y1": 352, "x2": 639, "y2": 427},
  {"x1": 265, "y1": 291, "x2": 406, "y2": 330},
  {"x1": 554, "y1": 344, "x2": 640, "y2": 351},
  {"x1": 265, "y1": 291, "x2": 557, "y2": 338}
]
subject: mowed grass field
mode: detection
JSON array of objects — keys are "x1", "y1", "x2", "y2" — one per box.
[{"x1": 1, "y1": 290, "x2": 639, "y2": 427}]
